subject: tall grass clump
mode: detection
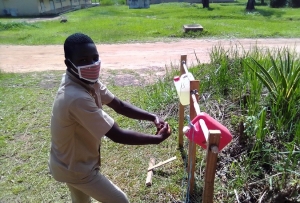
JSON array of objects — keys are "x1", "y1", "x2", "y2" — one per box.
[
  {"x1": 189, "y1": 44, "x2": 300, "y2": 202},
  {"x1": 201, "y1": 44, "x2": 247, "y2": 100},
  {"x1": 245, "y1": 48, "x2": 300, "y2": 142}
]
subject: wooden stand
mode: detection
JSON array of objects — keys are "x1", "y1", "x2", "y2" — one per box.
[{"x1": 177, "y1": 55, "x2": 221, "y2": 203}]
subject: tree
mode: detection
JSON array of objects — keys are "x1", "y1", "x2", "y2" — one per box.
[
  {"x1": 202, "y1": 0, "x2": 209, "y2": 8},
  {"x1": 246, "y1": 0, "x2": 255, "y2": 10}
]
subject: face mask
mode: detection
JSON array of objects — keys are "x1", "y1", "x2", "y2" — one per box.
[{"x1": 68, "y1": 59, "x2": 101, "y2": 83}]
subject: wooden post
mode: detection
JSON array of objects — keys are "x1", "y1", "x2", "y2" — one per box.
[
  {"x1": 202, "y1": 130, "x2": 221, "y2": 203},
  {"x1": 187, "y1": 80, "x2": 200, "y2": 195},
  {"x1": 178, "y1": 55, "x2": 186, "y2": 148}
]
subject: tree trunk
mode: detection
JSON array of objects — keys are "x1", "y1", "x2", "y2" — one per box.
[
  {"x1": 246, "y1": 0, "x2": 255, "y2": 10},
  {"x1": 202, "y1": 0, "x2": 209, "y2": 8}
]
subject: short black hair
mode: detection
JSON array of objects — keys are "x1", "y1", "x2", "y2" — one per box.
[{"x1": 64, "y1": 33, "x2": 94, "y2": 59}]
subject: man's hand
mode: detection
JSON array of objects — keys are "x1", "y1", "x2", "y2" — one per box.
[
  {"x1": 154, "y1": 116, "x2": 165, "y2": 135},
  {"x1": 156, "y1": 122, "x2": 171, "y2": 142}
]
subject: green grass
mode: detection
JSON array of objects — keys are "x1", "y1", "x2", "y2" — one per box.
[
  {"x1": 0, "y1": 69, "x2": 183, "y2": 202},
  {"x1": 0, "y1": 1, "x2": 300, "y2": 45}
]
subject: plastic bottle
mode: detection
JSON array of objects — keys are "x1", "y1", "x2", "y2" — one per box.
[
  {"x1": 183, "y1": 112, "x2": 232, "y2": 151},
  {"x1": 173, "y1": 73, "x2": 194, "y2": 106}
]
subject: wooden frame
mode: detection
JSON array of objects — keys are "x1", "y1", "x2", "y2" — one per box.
[{"x1": 177, "y1": 55, "x2": 221, "y2": 203}]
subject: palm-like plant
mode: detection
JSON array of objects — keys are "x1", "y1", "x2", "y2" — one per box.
[
  {"x1": 244, "y1": 48, "x2": 300, "y2": 141},
  {"x1": 246, "y1": 48, "x2": 300, "y2": 106}
]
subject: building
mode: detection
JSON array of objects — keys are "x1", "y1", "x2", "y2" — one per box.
[{"x1": 0, "y1": 0, "x2": 99, "y2": 17}]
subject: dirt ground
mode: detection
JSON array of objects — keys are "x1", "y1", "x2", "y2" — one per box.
[{"x1": 1, "y1": 38, "x2": 300, "y2": 74}]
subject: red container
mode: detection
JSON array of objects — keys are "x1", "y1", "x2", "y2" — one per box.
[{"x1": 184, "y1": 112, "x2": 232, "y2": 151}]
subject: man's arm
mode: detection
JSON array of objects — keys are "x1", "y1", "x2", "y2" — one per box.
[
  {"x1": 107, "y1": 97, "x2": 157, "y2": 122},
  {"x1": 105, "y1": 122, "x2": 171, "y2": 145}
]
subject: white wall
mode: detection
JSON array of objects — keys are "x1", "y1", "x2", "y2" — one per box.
[{"x1": 0, "y1": 0, "x2": 40, "y2": 16}]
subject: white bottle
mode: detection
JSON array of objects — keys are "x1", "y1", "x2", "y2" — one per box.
[{"x1": 173, "y1": 73, "x2": 194, "y2": 106}]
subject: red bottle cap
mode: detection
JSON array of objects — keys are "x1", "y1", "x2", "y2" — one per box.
[{"x1": 173, "y1": 76, "x2": 180, "y2": 81}]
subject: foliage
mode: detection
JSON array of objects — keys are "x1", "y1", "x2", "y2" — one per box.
[
  {"x1": 245, "y1": 49, "x2": 300, "y2": 141},
  {"x1": 246, "y1": 49, "x2": 300, "y2": 105}
]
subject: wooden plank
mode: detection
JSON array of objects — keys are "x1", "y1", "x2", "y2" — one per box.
[
  {"x1": 145, "y1": 158, "x2": 155, "y2": 186},
  {"x1": 178, "y1": 55, "x2": 187, "y2": 148},
  {"x1": 147, "y1": 156, "x2": 176, "y2": 171},
  {"x1": 202, "y1": 130, "x2": 221, "y2": 203},
  {"x1": 187, "y1": 80, "x2": 200, "y2": 195}
]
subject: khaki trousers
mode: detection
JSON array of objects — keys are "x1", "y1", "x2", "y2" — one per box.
[{"x1": 66, "y1": 171, "x2": 129, "y2": 203}]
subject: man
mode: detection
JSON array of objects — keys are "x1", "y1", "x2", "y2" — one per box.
[{"x1": 49, "y1": 33, "x2": 172, "y2": 203}]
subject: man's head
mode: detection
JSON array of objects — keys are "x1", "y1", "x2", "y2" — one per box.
[
  {"x1": 64, "y1": 33, "x2": 100, "y2": 83},
  {"x1": 64, "y1": 33, "x2": 95, "y2": 60}
]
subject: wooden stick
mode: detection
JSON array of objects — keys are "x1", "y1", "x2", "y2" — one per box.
[
  {"x1": 187, "y1": 80, "x2": 200, "y2": 195},
  {"x1": 199, "y1": 119, "x2": 209, "y2": 142},
  {"x1": 145, "y1": 158, "x2": 155, "y2": 186},
  {"x1": 191, "y1": 93, "x2": 201, "y2": 115},
  {"x1": 147, "y1": 156, "x2": 176, "y2": 171},
  {"x1": 178, "y1": 55, "x2": 187, "y2": 148},
  {"x1": 202, "y1": 130, "x2": 221, "y2": 203}
]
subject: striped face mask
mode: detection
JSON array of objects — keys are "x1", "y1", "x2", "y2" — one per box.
[{"x1": 68, "y1": 59, "x2": 101, "y2": 83}]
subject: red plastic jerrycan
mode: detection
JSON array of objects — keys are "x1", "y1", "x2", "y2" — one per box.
[{"x1": 184, "y1": 112, "x2": 232, "y2": 151}]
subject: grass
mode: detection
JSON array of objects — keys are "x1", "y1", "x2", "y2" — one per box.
[
  {"x1": 0, "y1": 0, "x2": 300, "y2": 45},
  {"x1": 0, "y1": 44, "x2": 299, "y2": 202},
  {"x1": 0, "y1": 69, "x2": 180, "y2": 202}
]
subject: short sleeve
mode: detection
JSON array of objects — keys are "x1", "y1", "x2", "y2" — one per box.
[
  {"x1": 69, "y1": 96, "x2": 114, "y2": 139},
  {"x1": 96, "y1": 82, "x2": 114, "y2": 105}
]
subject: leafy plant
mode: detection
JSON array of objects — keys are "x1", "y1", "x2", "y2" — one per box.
[{"x1": 245, "y1": 49, "x2": 300, "y2": 109}]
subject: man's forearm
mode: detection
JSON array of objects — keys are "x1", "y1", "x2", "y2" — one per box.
[
  {"x1": 107, "y1": 128, "x2": 162, "y2": 145},
  {"x1": 116, "y1": 100, "x2": 156, "y2": 121}
]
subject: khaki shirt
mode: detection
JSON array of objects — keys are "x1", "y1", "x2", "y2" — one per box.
[{"x1": 49, "y1": 72, "x2": 114, "y2": 183}]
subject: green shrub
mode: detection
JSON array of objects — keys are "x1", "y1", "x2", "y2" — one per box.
[{"x1": 270, "y1": 0, "x2": 287, "y2": 7}]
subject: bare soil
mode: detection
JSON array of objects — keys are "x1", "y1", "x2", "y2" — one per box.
[{"x1": 1, "y1": 38, "x2": 300, "y2": 74}]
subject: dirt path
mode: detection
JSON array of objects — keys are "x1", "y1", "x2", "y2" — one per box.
[{"x1": 1, "y1": 38, "x2": 300, "y2": 73}]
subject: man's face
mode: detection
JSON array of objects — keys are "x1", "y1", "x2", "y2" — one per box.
[{"x1": 69, "y1": 43, "x2": 99, "y2": 66}]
